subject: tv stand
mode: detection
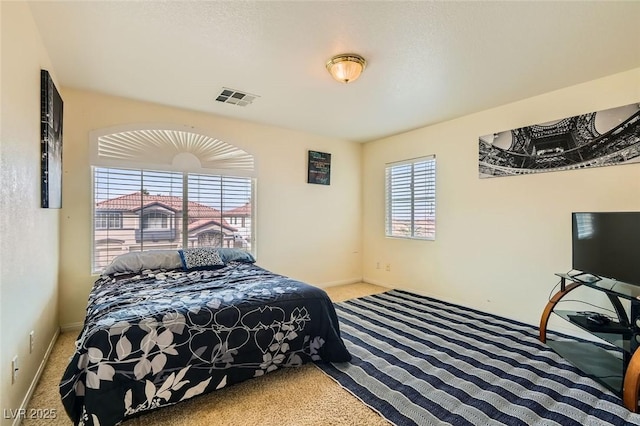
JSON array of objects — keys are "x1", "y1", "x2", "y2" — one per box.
[{"x1": 540, "y1": 273, "x2": 640, "y2": 412}]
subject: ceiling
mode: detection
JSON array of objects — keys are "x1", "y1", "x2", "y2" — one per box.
[{"x1": 28, "y1": 1, "x2": 640, "y2": 143}]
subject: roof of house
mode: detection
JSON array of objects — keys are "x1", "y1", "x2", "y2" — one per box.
[
  {"x1": 96, "y1": 192, "x2": 236, "y2": 229},
  {"x1": 224, "y1": 202, "x2": 251, "y2": 216},
  {"x1": 188, "y1": 218, "x2": 236, "y2": 233}
]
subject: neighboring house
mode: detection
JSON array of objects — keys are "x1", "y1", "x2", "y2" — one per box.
[
  {"x1": 223, "y1": 202, "x2": 252, "y2": 244},
  {"x1": 94, "y1": 192, "x2": 242, "y2": 270}
]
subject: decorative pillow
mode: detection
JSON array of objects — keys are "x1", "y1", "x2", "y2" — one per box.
[
  {"x1": 216, "y1": 248, "x2": 256, "y2": 264},
  {"x1": 179, "y1": 247, "x2": 226, "y2": 271},
  {"x1": 103, "y1": 250, "x2": 183, "y2": 276}
]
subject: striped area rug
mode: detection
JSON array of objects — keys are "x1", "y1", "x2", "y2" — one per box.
[{"x1": 319, "y1": 290, "x2": 640, "y2": 426}]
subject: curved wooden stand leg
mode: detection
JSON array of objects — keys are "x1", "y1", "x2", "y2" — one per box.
[
  {"x1": 624, "y1": 349, "x2": 640, "y2": 412},
  {"x1": 539, "y1": 282, "x2": 582, "y2": 343}
]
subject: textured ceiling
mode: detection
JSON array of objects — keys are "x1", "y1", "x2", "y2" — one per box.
[{"x1": 28, "y1": 1, "x2": 640, "y2": 143}]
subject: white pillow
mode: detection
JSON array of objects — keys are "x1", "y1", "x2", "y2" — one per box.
[{"x1": 103, "y1": 250, "x2": 182, "y2": 275}]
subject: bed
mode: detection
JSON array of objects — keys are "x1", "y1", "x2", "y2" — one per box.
[{"x1": 59, "y1": 248, "x2": 351, "y2": 426}]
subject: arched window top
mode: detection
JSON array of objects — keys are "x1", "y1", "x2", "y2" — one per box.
[{"x1": 90, "y1": 125, "x2": 254, "y2": 176}]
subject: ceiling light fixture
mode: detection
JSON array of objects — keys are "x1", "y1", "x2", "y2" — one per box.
[{"x1": 326, "y1": 53, "x2": 366, "y2": 84}]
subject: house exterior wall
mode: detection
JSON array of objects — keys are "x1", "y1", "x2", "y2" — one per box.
[
  {"x1": 362, "y1": 67, "x2": 640, "y2": 329},
  {"x1": 93, "y1": 209, "x2": 181, "y2": 271}
]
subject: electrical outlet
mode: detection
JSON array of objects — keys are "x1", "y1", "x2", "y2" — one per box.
[
  {"x1": 11, "y1": 355, "x2": 19, "y2": 384},
  {"x1": 376, "y1": 262, "x2": 380, "y2": 269},
  {"x1": 30, "y1": 331, "x2": 35, "y2": 354},
  {"x1": 385, "y1": 263, "x2": 391, "y2": 272}
]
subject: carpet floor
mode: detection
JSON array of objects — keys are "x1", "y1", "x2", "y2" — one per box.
[{"x1": 24, "y1": 282, "x2": 389, "y2": 426}]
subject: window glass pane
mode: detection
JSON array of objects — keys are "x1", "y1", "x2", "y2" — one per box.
[
  {"x1": 94, "y1": 168, "x2": 142, "y2": 271},
  {"x1": 385, "y1": 156, "x2": 436, "y2": 240},
  {"x1": 93, "y1": 167, "x2": 183, "y2": 271},
  {"x1": 186, "y1": 174, "x2": 223, "y2": 248},
  {"x1": 187, "y1": 174, "x2": 252, "y2": 251},
  {"x1": 93, "y1": 167, "x2": 254, "y2": 273}
]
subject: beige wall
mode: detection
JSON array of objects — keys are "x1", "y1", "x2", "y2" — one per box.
[
  {"x1": 0, "y1": 2, "x2": 60, "y2": 420},
  {"x1": 59, "y1": 88, "x2": 362, "y2": 327},
  {"x1": 363, "y1": 68, "x2": 640, "y2": 326}
]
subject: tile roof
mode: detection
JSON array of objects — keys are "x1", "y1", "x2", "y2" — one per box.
[
  {"x1": 188, "y1": 219, "x2": 236, "y2": 233},
  {"x1": 224, "y1": 202, "x2": 251, "y2": 216},
  {"x1": 98, "y1": 192, "x2": 215, "y2": 214},
  {"x1": 96, "y1": 192, "x2": 236, "y2": 228}
]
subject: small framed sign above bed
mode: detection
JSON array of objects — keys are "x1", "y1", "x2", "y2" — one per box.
[{"x1": 307, "y1": 150, "x2": 331, "y2": 185}]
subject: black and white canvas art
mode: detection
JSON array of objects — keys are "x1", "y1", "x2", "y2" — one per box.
[
  {"x1": 479, "y1": 102, "x2": 640, "y2": 178},
  {"x1": 41, "y1": 69, "x2": 63, "y2": 208}
]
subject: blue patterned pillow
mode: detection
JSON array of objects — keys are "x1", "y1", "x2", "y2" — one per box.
[
  {"x1": 216, "y1": 248, "x2": 256, "y2": 263},
  {"x1": 178, "y1": 248, "x2": 225, "y2": 271}
]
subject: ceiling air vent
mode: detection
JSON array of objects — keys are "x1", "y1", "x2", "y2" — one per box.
[{"x1": 215, "y1": 88, "x2": 259, "y2": 107}]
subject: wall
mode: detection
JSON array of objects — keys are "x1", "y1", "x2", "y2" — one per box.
[
  {"x1": 59, "y1": 88, "x2": 362, "y2": 327},
  {"x1": 0, "y1": 2, "x2": 60, "y2": 421},
  {"x1": 362, "y1": 68, "x2": 640, "y2": 327}
]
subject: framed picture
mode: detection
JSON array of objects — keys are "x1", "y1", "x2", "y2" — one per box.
[
  {"x1": 479, "y1": 102, "x2": 640, "y2": 178},
  {"x1": 41, "y1": 69, "x2": 63, "y2": 208},
  {"x1": 307, "y1": 150, "x2": 331, "y2": 185}
]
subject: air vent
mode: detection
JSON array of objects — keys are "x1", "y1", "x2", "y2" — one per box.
[{"x1": 215, "y1": 88, "x2": 259, "y2": 107}]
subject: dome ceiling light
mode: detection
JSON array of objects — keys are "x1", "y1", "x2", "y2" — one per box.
[{"x1": 326, "y1": 53, "x2": 366, "y2": 84}]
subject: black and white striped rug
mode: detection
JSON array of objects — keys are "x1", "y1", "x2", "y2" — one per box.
[{"x1": 319, "y1": 290, "x2": 640, "y2": 425}]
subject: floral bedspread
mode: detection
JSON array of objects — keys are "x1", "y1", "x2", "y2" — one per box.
[{"x1": 59, "y1": 262, "x2": 351, "y2": 426}]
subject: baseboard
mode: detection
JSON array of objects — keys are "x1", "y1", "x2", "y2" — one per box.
[
  {"x1": 362, "y1": 281, "x2": 543, "y2": 330},
  {"x1": 60, "y1": 321, "x2": 83, "y2": 332},
  {"x1": 363, "y1": 279, "x2": 487, "y2": 308},
  {"x1": 12, "y1": 328, "x2": 60, "y2": 426},
  {"x1": 361, "y1": 277, "x2": 395, "y2": 289},
  {"x1": 319, "y1": 277, "x2": 363, "y2": 288}
]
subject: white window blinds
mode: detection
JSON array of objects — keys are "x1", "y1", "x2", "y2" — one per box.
[
  {"x1": 385, "y1": 156, "x2": 436, "y2": 240},
  {"x1": 93, "y1": 167, "x2": 253, "y2": 273}
]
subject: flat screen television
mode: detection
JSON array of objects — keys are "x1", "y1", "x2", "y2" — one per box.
[{"x1": 572, "y1": 212, "x2": 640, "y2": 286}]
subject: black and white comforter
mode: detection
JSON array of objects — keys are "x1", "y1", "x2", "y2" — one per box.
[{"x1": 59, "y1": 262, "x2": 351, "y2": 426}]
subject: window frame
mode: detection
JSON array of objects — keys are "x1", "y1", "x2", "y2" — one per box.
[{"x1": 385, "y1": 155, "x2": 436, "y2": 240}]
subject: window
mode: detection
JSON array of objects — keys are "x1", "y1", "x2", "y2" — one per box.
[
  {"x1": 142, "y1": 211, "x2": 170, "y2": 229},
  {"x1": 95, "y1": 212, "x2": 122, "y2": 229},
  {"x1": 385, "y1": 155, "x2": 436, "y2": 239},
  {"x1": 90, "y1": 127, "x2": 255, "y2": 273},
  {"x1": 93, "y1": 167, "x2": 254, "y2": 273}
]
